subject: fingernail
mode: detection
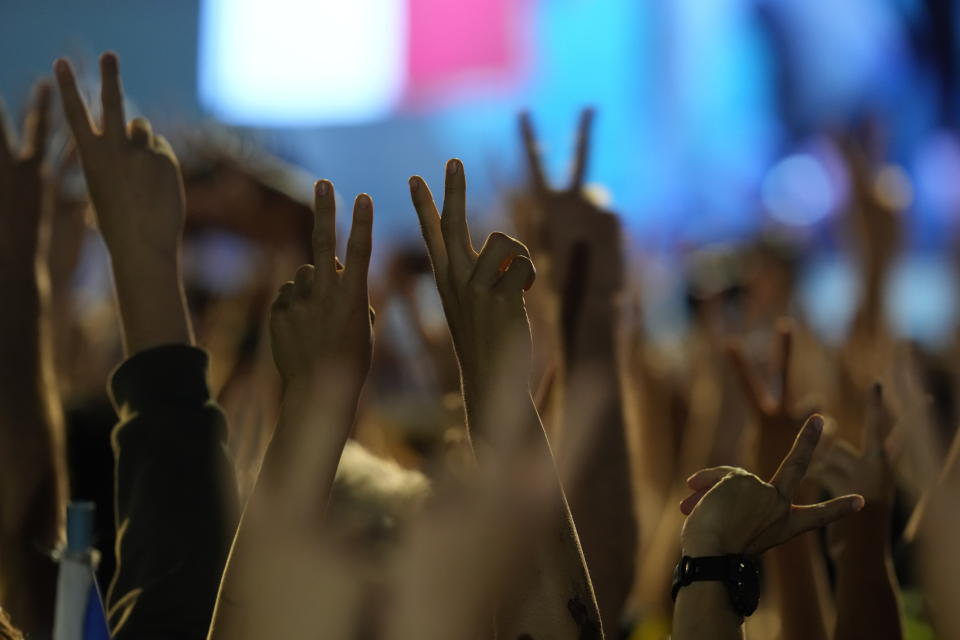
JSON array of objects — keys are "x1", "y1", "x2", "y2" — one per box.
[
  {"x1": 317, "y1": 180, "x2": 329, "y2": 197},
  {"x1": 809, "y1": 415, "x2": 824, "y2": 434},
  {"x1": 409, "y1": 176, "x2": 419, "y2": 193},
  {"x1": 447, "y1": 159, "x2": 460, "y2": 175},
  {"x1": 852, "y1": 495, "x2": 865, "y2": 511},
  {"x1": 357, "y1": 193, "x2": 371, "y2": 209}
]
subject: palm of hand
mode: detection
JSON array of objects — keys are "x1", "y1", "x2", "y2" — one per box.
[
  {"x1": 270, "y1": 184, "x2": 374, "y2": 390},
  {"x1": 520, "y1": 110, "x2": 624, "y2": 298},
  {"x1": 539, "y1": 193, "x2": 623, "y2": 297},
  {"x1": 813, "y1": 384, "x2": 895, "y2": 508},
  {"x1": 270, "y1": 286, "x2": 372, "y2": 384},
  {"x1": 409, "y1": 161, "x2": 538, "y2": 397},
  {"x1": 438, "y1": 259, "x2": 533, "y2": 385}
]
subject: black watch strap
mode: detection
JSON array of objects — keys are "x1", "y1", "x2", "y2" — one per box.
[{"x1": 671, "y1": 554, "x2": 761, "y2": 617}]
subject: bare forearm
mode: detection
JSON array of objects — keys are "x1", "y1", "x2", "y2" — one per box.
[
  {"x1": 672, "y1": 582, "x2": 743, "y2": 640},
  {"x1": 768, "y1": 534, "x2": 831, "y2": 640},
  {"x1": 256, "y1": 376, "x2": 359, "y2": 523},
  {"x1": 110, "y1": 250, "x2": 193, "y2": 355},
  {"x1": 211, "y1": 376, "x2": 361, "y2": 637},
  {"x1": 559, "y1": 309, "x2": 636, "y2": 630},
  {"x1": 833, "y1": 507, "x2": 903, "y2": 640},
  {"x1": 0, "y1": 272, "x2": 66, "y2": 633},
  {"x1": 463, "y1": 387, "x2": 604, "y2": 639}
]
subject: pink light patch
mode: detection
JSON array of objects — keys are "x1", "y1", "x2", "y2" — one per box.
[{"x1": 405, "y1": 0, "x2": 530, "y2": 107}]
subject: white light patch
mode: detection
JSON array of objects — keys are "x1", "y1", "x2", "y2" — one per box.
[
  {"x1": 199, "y1": 0, "x2": 407, "y2": 125},
  {"x1": 762, "y1": 154, "x2": 834, "y2": 226}
]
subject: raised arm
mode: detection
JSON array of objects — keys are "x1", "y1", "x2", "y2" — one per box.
[
  {"x1": 55, "y1": 54, "x2": 191, "y2": 356},
  {"x1": 209, "y1": 182, "x2": 374, "y2": 640},
  {"x1": 409, "y1": 159, "x2": 603, "y2": 639},
  {"x1": 812, "y1": 384, "x2": 903, "y2": 640},
  {"x1": 55, "y1": 52, "x2": 238, "y2": 638},
  {"x1": 673, "y1": 416, "x2": 864, "y2": 640},
  {"x1": 0, "y1": 81, "x2": 68, "y2": 636},
  {"x1": 520, "y1": 111, "x2": 636, "y2": 631},
  {"x1": 728, "y1": 324, "x2": 833, "y2": 640}
]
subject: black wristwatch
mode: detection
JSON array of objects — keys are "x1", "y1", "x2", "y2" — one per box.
[{"x1": 671, "y1": 554, "x2": 761, "y2": 617}]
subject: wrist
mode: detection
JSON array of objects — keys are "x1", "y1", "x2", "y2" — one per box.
[
  {"x1": 682, "y1": 537, "x2": 729, "y2": 558},
  {"x1": 282, "y1": 370, "x2": 364, "y2": 416},
  {"x1": 110, "y1": 255, "x2": 193, "y2": 354}
]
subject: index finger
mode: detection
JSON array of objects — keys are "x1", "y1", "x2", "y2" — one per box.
[
  {"x1": 771, "y1": 414, "x2": 824, "y2": 496},
  {"x1": 568, "y1": 107, "x2": 594, "y2": 192},
  {"x1": 53, "y1": 58, "x2": 96, "y2": 148},
  {"x1": 99, "y1": 52, "x2": 127, "y2": 139},
  {"x1": 344, "y1": 193, "x2": 373, "y2": 297},
  {"x1": 24, "y1": 80, "x2": 52, "y2": 163},
  {"x1": 440, "y1": 158, "x2": 476, "y2": 276},
  {"x1": 312, "y1": 180, "x2": 338, "y2": 283},
  {"x1": 409, "y1": 175, "x2": 450, "y2": 281},
  {"x1": 519, "y1": 111, "x2": 549, "y2": 195}
]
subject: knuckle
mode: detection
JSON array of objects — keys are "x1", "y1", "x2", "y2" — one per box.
[
  {"x1": 488, "y1": 231, "x2": 510, "y2": 246},
  {"x1": 467, "y1": 278, "x2": 488, "y2": 296},
  {"x1": 312, "y1": 237, "x2": 335, "y2": 256},
  {"x1": 347, "y1": 238, "x2": 371, "y2": 259},
  {"x1": 508, "y1": 238, "x2": 529, "y2": 257},
  {"x1": 295, "y1": 264, "x2": 315, "y2": 277}
]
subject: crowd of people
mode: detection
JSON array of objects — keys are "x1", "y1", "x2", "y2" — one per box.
[{"x1": 0, "y1": 48, "x2": 958, "y2": 639}]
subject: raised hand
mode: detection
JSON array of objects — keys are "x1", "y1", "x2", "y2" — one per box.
[
  {"x1": 520, "y1": 110, "x2": 623, "y2": 303},
  {"x1": 409, "y1": 159, "x2": 536, "y2": 407},
  {"x1": 679, "y1": 415, "x2": 864, "y2": 557},
  {"x1": 812, "y1": 383, "x2": 895, "y2": 509},
  {"x1": 0, "y1": 80, "x2": 67, "y2": 638},
  {"x1": 270, "y1": 181, "x2": 374, "y2": 391},
  {"x1": 0, "y1": 81, "x2": 53, "y2": 278},
  {"x1": 54, "y1": 53, "x2": 183, "y2": 261},
  {"x1": 728, "y1": 322, "x2": 805, "y2": 479},
  {"x1": 521, "y1": 111, "x2": 635, "y2": 627},
  {"x1": 409, "y1": 160, "x2": 603, "y2": 639},
  {"x1": 54, "y1": 52, "x2": 191, "y2": 353},
  {"x1": 728, "y1": 325, "x2": 838, "y2": 640},
  {"x1": 210, "y1": 183, "x2": 374, "y2": 639},
  {"x1": 814, "y1": 384, "x2": 904, "y2": 640}
]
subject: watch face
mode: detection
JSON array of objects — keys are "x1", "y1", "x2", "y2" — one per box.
[{"x1": 727, "y1": 556, "x2": 761, "y2": 616}]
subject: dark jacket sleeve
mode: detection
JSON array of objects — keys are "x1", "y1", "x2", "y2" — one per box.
[{"x1": 105, "y1": 345, "x2": 239, "y2": 640}]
